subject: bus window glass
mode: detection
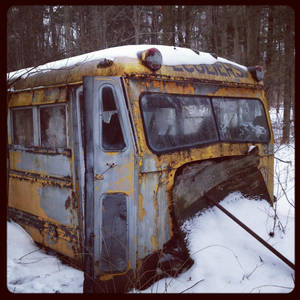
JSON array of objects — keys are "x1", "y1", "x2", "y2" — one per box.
[
  {"x1": 100, "y1": 193, "x2": 128, "y2": 273},
  {"x1": 40, "y1": 105, "x2": 67, "y2": 148},
  {"x1": 101, "y1": 86, "x2": 126, "y2": 151},
  {"x1": 212, "y1": 98, "x2": 270, "y2": 143},
  {"x1": 12, "y1": 108, "x2": 34, "y2": 147},
  {"x1": 140, "y1": 94, "x2": 218, "y2": 152}
]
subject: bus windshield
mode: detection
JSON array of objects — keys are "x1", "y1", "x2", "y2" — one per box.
[{"x1": 140, "y1": 93, "x2": 270, "y2": 153}]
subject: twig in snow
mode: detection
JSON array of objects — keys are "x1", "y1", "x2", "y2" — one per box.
[
  {"x1": 17, "y1": 249, "x2": 40, "y2": 261},
  {"x1": 274, "y1": 156, "x2": 292, "y2": 165},
  {"x1": 180, "y1": 279, "x2": 205, "y2": 293},
  {"x1": 249, "y1": 284, "x2": 294, "y2": 293},
  {"x1": 17, "y1": 249, "x2": 56, "y2": 264},
  {"x1": 243, "y1": 261, "x2": 264, "y2": 280},
  {"x1": 276, "y1": 177, "x2": 294, "y2": 208},
  {"x1": 190, "y1": 244, "x2": 247, "y2": 275}
]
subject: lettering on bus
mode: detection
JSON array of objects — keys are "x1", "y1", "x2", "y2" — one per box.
[{"x1": 171, "y1": 62, "x2": 248, "y2": 79}]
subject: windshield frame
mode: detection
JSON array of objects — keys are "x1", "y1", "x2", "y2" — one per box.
[{"x1": 139, "y1": 92, "x2": 271, "y2": 154}]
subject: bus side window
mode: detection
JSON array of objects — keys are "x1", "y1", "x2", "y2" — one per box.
[
  {"x1": 40, "y1": 105, "x2": 67, "y2": 148},
  {"x1": 12, "y1": 108, "x2": 34, "y2": 147},
  {"x1": 101, "y1": 86, "x2": 126, "y2": 151}
]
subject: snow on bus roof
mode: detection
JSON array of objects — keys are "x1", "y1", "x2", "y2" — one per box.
[{"x1": 7, "y1": 44, "x2": 247, "y2": 81}]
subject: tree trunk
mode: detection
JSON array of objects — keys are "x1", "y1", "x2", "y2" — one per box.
[
  {"x1": 281, "y1": 9, "x2": 294, "y2": 144},
  {"x1": 232, "y1": 7, "x2": 240, "y2": 62},
  {"x1": 177, "y1": 6, "x2": 184, "y2": 46},
  {"x1": 151, "y1": 6, "x2": 160, "y2": 44},
  {"x1": 64, "y1": 6, "x2": 72, "y2": 55},
  {"x1": 133, "y1": 6, "x2": 141, "y2": 45},
  {"x1": 184, "y1": 6, "x2": 193, "y2": 48},
  {"x1": 209, "y1": 6, "x2": 217, "y2": 52},
  {"x1": 99, "y1": 6, "x2": 107, "y2": 49},
  {"x1": 162, "y1": 5, "x2": 175, "y2": 45},
  {"x1": 246, "y1": 6, "x2": 260, "y2": 66}
]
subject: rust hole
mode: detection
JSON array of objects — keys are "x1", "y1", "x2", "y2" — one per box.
[{"x1": 65, "y1": 196, "x2": 71, "y2": 210}]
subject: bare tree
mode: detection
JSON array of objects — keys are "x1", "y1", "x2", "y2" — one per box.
[{"x1": 7, "y1": 5, "x2": 295, "y2": 140}]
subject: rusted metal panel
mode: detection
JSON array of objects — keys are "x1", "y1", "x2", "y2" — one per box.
[
  {"x1": 9, "y1": 87, "x2": 68, "y2": 107},
  {"x1": 9, "y1": 150, "x2": 71, "y2": 178},
  {"x1": 137, "y1": 172, "x2": 160, "y2": 256},
  {"x1": 7, "y1": 83, "x2": 83, "y2": 266},
  {"x1": 39, "y1": 186, "x2": 77, "y2": 226},
  {"x1": 172, "y1": 149, "x2": 271, "y2": 225},
  {"x1": 8, "y1": 175, "x2": 76, "y2": 225},
  {"x1": 8, "y1": 207, "x2": 82, "y2": 264},
  {"x1": 125, "y1": 76, "x2": 274, "y2": 264},
  {"x1": 8, "y1": 173, "x2": 81, "y2": 260},
  {"x1": 8, "y1": 91, "x2": 32, "y2": 107},
  {"x1": 82, "y1": 76, "x2": 137, "y2": 285}
]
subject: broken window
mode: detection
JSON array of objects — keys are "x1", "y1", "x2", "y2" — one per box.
[
  {"x1": 140, "y1": 93, "x2": 218, "y2": 153},
  {"x1": 40, "y1": 105, "x2": 67, "y2": 148},
  {"x1": 212, "y1": 98, "x2": 270, "y2": 143},
  {"x1": 12, "y1": 108, "x2": 34, "y2": 147},
  {"x1": 140, "y1": 93, "x2": 271, "y2": 154},
  {"x1": 101, "y1": 86, "x2": 126, "y2": 151}
]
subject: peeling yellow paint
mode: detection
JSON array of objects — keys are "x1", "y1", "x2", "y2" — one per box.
[
  {"x1": 9, "y1": 91, "x2": 32, "y2": 107},
  {"x1": 153, "y1": 180, "x2": 159, "y2": 248},
  {"x1": 151, "y1": 235, "x2": 158, "y2": 251},
  {"x1": 138, "y1": 194, "x2": 146, "y2": 222},
  {"x1": 10, "y1": 151, "x2": 23, "y2": 169},
  {"x1": 9, "y1": 172, "x2": 72, "y2": 189},
  {"x1": 128, "y1": 76, "x2": 274, "y2": 249},
  {"x1": 25, "y1": 222, "x2": 79, "y2": 262},
  {"x1": 9, "y1": 87, "x2": 68, "y2": 107},
  {"x1": 8, "y1": 177, "x2": 48, "y2": 218}
]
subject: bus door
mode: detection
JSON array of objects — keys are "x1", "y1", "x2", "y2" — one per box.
[{"x1": 82, "y1": 76, "x2": 135, "y2": 283}]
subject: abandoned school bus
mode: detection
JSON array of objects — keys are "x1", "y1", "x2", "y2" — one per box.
[{"x1": 7, "y1": 45, "x2": 274, "y2": 292}]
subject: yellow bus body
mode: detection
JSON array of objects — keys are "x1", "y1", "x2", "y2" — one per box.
[{"x1": 7, "y1": 45, "x2": 274, "y2": 291}]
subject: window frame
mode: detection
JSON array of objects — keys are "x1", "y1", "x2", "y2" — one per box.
[
  {"x1": 10, "y1": 106, "x2": 35, "y2": 149},
  {"x1": 99, "y1": 84, "x2": 127, "y2": 152},
  {"x1": 140, "y1": 92, "x2": 219, "y2": 153},
  {"x1": 139, "y1": 92, "x2": 271, "y2": 154},
  {"x1": 9, "y1": 103, "x2": 69, "y2": 151},
  {"x1": 211, "y1": 96, "x2": 271, "y2": 144},
  {"x1": 39, "y1": 103, "x2": 69, "y2": 149}
]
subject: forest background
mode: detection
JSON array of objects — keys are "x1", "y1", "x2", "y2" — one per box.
[{"x1": 6, "y1": 5, "x2": 295, "y2": 144}]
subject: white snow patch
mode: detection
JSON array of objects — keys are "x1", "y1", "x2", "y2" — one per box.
[
  {"x1": 248, "y1": 145, "x2": 257, "y2": 153},
  {"x1": 7, "y1": 222, "x2": 83, "y2": 293},
  {"x1": 138, "y1": 192, "x2": 294, "y2": 293}
]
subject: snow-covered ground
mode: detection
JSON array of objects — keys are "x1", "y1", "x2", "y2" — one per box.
[
  {"x1": 6, "y1": 108, "x2": 295, "y2": 293},
  {"x1": 6, "y1": 222, "x2": 84, "y2": 293}
]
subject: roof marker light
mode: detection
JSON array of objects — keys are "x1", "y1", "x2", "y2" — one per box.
[
  {"x1": 248, "y1": 65, "x2": 264, "y2": 81},
  {"x1": 97, "y1": 58, "x2": 114, "y2": 68},
  {"x1": 137, "y1": 48, "x2": 162, "y2": 71}
]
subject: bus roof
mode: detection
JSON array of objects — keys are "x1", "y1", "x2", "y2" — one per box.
[{"x1": 7, "y1": 45, "x2": 262, "y2": 91}]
